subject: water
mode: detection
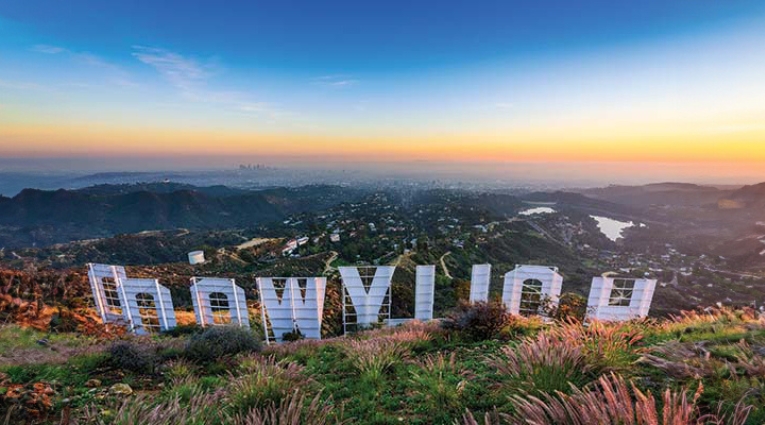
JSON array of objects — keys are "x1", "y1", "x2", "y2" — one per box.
[
  {"x1": 519, "y1": 207, "x2": 556, "y2": 216},
  {"x1": 591, "y1": 215, "x2": 634, "y2": 241}
]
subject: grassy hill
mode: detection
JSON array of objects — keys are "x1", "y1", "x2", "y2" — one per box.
[{"x1": 1, "y1": 306, "x2": 763, "y2": 424}]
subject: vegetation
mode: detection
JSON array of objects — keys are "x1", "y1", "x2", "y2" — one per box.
[
  {"x1": 183, "y1": 326, "x2": 262, "y2": 363},
  {"x1": 1, "y1": 306, "x2": 764, "y2": 424}
]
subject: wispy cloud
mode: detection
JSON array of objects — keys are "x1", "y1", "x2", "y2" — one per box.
[
  {"x1": 495, "y1": 102, "x2": 514, "y2": 109},
  {"x1": 0, "y1": 79, "x2": 45, "y2": 91},
  {"x1": 131, "y1": 46, "x2": 291, "y2": 120},
  {"x1": 30, "y1": 44, "x2": 139, "y2": 88},
  {"x1": 132, "y1": 46, "x2": 209, "y2": 90},
  {"x1": 312, "y1": 75, "x2": 359, "y2": 88},
  {"x1": 31, "y1": 44, "x2": 66, "y2": 54}
]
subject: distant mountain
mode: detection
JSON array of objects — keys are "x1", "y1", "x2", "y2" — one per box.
[
  {"x1": 578, "y1": 182, "x2": 733, "y2": 208},
  {"x1": 521, "y1": 191, "x2": 636, "y2": 216},
  {"x1": 717, "y1": 182, "x2": 765, "y2": 210},
  {"x1": 0, "y1": 184, "x2": 367, "y2": 248},
  {"x1": 76, "y1": 182, "x2": 248, "y2": 197}
]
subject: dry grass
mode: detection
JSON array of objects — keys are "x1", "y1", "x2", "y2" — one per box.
[
  {"x1": 549, "y1": 320, "x2": 646, "y2": 372},
  {"x1": 233, "y1": 390, "x2": 347, "y2": 425},
  {"x1": 341, "y1": 337, "x2": 409, "y2": 381},
  {"x1": 510, "y1": 373, "x2": 752, "y2": 425},
  {"x1": 487, "y1": 333, "x2": 591, "y2": 394}
]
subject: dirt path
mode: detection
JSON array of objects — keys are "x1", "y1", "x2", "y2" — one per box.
[
  {"x1": 237, "y1": 237, "x2": 276, "y2": 250},
  {"x1": 323, "y1": 251, "x2": 339, "y2": 275},
  {"x1": 439, "y1": 251, "x2": 453, "y2": 279}
]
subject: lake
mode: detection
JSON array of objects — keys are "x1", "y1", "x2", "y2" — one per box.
[
  {"x1": 591, "y1": 215, "x2": 634, "y2": 241},
  {"x1": 519, "y1": 207, "x2": 556, "y2": 216}
]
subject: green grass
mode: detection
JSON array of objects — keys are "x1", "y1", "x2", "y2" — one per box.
[
  {"x1": 0, "y1": 325, "x2": 87, "y2": 357},
  {"x1": 3, "y1": 309, "x2": 765, "y2": 424}
]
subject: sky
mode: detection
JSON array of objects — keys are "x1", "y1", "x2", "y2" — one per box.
[{"x1": 0, "y1": 1, "x2": 764, "y2": 183}]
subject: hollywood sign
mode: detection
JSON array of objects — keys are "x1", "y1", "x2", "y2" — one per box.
[{"x1": 87, "y1": 262, "x2": 656, "y2": 340}]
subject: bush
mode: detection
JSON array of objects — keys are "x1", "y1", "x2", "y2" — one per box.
[
  {"x1": 550, "y1": 293, "x2": 587, "y2": 322},
  {"x1": 442, "y1": 301, "x2": 513, "y2": 342},
  {"x1": 229, "y1": 355, "x2": 311, "y2": 414},
  {"x1": 282, "y1": 328, "x2": 305, "y2": 342},
  {"x1": 163, "y1": 324, "x2": 203, "y2": 338},
  {"x1": 184, "y1": 326, "x2": 261, "y2": 363},
  {"x1": 109, "y1": 341, "x2": 158, "y2": 374},
  {"x1": 488, "y1": 333, "x2": 592, "y2": 395}
]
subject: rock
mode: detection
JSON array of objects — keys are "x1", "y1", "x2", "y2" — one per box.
[
  {"x1": 85, "y1": 379, "x2": 102, "y2": 388},
  {"x1": 109, "y1": 383, "x2": 133, "y2": 396}
]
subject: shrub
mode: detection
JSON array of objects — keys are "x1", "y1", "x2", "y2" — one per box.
[
  {"x1": 550, "y1": 293, "x2": 587, "y2": 322},
  {"x1": 164, "y1": 358, "x2": 198, "y2": 384},
  {"x1": 229, "y1": 355, "x2": 311, "y2": 414},
  {"x1": 487, "y1": 333, "x2": 591, "y2": 394},
  {"x1": 407, "y1": 353, "x2": 473, "y2": 417},
  {"x1": 184, "y1": 326, "x2": 261, "y2": 363},
  {"x1": 510, "y1": 373, "x2": 753, "y2": 425},
  {"x1": 341, "y1": 337, "x2": 409, "y2": 382},
  {"x1": 109, "y1": 341, "x2": 158, "y2": 374},
  {"x1": 233, "y1": 390, "x2": 347, "y2": 425},
  {"x1": 549, "y1": 320, "x2": 645, "y2": 372},
  {"x1": 75, "y1": 391, "x2": 229, "y2": 425},
  {"x1": 281, "y1": 328, "x2": 305, "y2": 342},
  {"x1": 442, "y1": 301, "x2": 513, "y2": 342},
  {"x1": 163, "y1": 324, "x2": 203, "y2": 338}
]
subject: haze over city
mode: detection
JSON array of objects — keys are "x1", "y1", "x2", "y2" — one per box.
[{"x1": 1, "y1": 1, "x2": 764, "y2": 184}]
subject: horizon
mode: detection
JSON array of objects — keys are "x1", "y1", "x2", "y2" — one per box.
[{"x1": 2, "y1": 1, "x2": 765, "y2": 181}]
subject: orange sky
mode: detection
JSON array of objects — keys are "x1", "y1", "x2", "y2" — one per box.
[{"x1": 1, "y1": 120, "x2": 763, "y2": 165}]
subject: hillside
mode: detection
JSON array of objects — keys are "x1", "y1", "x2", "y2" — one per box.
[
  {"x1": 0, "y1": 307, "x2": 763, "y2": 424},
  {"x1": 579, "y1": 183, "x2": 731, "y2": 208},
  {"x1": 718, "y1": 182, "x2": 765, "y2": 210},
  {"x1": 0, "y1": 184, "x2": 367, "y2": 248}
]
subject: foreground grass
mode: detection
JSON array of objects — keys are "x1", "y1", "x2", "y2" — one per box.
[{"x1": 1, "y1": 307, "x2": 764, "y2": 424}]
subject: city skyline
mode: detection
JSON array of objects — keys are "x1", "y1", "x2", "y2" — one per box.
[{"x1": 1, "y1": 1, "x2": 764, "y2": 181}]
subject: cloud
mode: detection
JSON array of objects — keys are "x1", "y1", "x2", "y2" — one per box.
[
  {"x1": 132, "y1": 46, "x2": 208, "y2": 90},
  {"x1": 30, "y1": 44, "x2": 140, "y2": 88},
  {"x1": 0, "y1": 79, "x2": 45, "y2": 90},
  {"x1": 495, "y1": 102, "x2": 514, "y2": 109},
  {"x1": 312, "y1": 75, "x2": 359, "y2": 88},
  {"x1": 31, "y1": 44, "x2": 66, "y2": 54},
  {"x1": 131, "y1": 46, "x2": 290, "y2": 120}
]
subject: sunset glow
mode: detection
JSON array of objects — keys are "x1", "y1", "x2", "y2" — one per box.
[{"x1": 1, "y1": 1, "x2": 764, "y2": 180}]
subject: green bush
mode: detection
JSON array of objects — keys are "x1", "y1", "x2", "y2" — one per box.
[
  {"x1": 162, "y1": 324, "x2": 203, "y2": 338},
  {"x1": 109, "y1": 341, "x2": 158, "y2": 374},
  {"x1": 551, "y1": 292, "x2": 588, "y2": 322},
  {"x1": 282, "y1": 328, "x2": 305, "y2": 342},
  {"x1": 442, "y1": 301, "x2": 513, "y2": 342},
  {"x1": 184, "y1": 326, "x2": 261, "y2": 363}
]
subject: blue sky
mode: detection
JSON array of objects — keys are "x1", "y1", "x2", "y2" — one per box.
[{"x1": 0, "y1": 0, "x2": 764, "y2": 180}]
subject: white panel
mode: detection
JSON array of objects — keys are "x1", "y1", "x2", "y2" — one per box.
[
  {"x1": 191, "y1": 277, "x2": 249, "y2": 328},
  {"x1": 585, "y1": 277, "x2": 657, "y2": 321},
  {"x1": 257, "y1": 277, "x2": 327, "y2": 342},
  {"x1": 415, "y1": 265, "x2": 436, "y2": 321},
  {"x1": 87, "y1": 263, "x2": 128, "y2": 324},
  {"x1": 469, "y1": 264, "x2": 492, "y2": 303},
  {"x1": 339, "y1": 266, "x2": 395, "y2": 329},
  {"x1": 121, "y1": 278, "x2": 177, "y2": 335},
  {"x1": 502, "y1": 265, "x2": 563, "y2": 316}
]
